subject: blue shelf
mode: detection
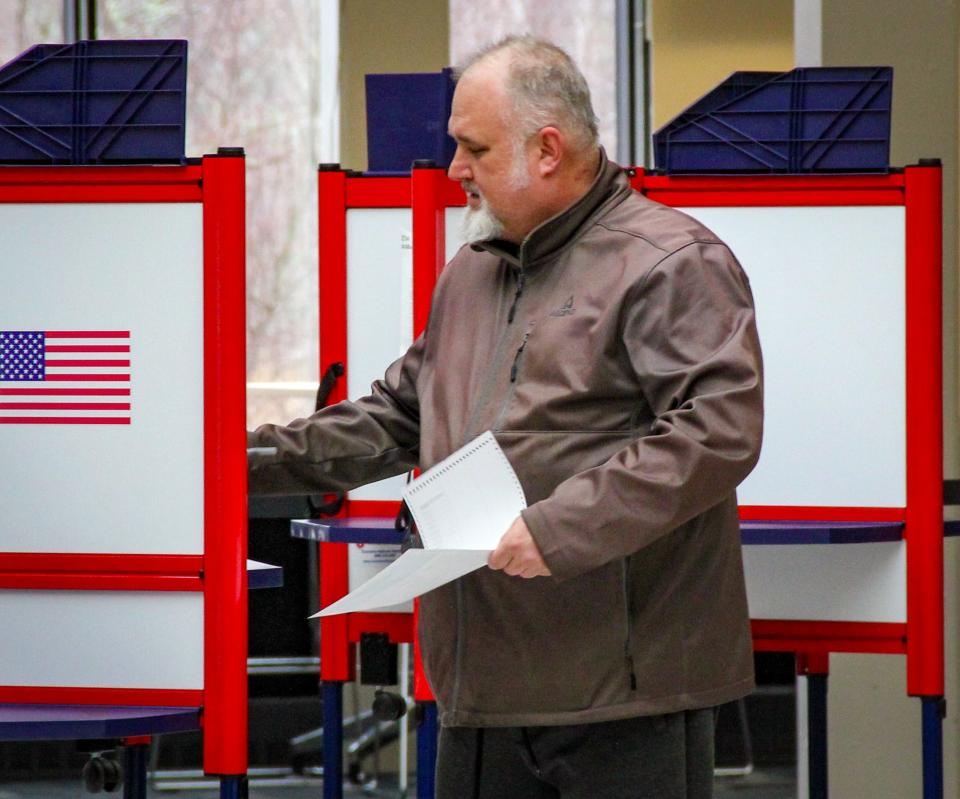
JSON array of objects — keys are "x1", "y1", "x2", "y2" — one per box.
[
  {"x1": 293, "y1": 516, "x2": 960, "y2": 546},
  {"x1": 0, "y1": 704, "x2": 199, "y2": 741},
  {"x1": 740, "y1": 520, "x2": 904, "y2": 545},
  {"x1": 290, "y1": 517, "x2": 404, "y2": 545},
  {"x1": 247, "y1": 559, "x2": 283, "y2": 589}
]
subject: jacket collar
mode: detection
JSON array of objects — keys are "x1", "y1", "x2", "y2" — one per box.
[{"x1": 471, "y1": 148, "x2": 631, "y2": 271}]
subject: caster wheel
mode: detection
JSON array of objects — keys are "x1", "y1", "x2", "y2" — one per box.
[
  {"x1": 373, "y1": 689, "x2": 407, "y2": 721},
  {"x1": 82, "y1": 754, "x2": 122, "y2": 794}
]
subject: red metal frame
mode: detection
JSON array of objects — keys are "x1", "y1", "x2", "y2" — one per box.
[
  {"x1": 317, "y1": 542, "x2": 416, "y2": 683},
  {"x1": 903, "y1": 165, "x2": 944, "y2": 696},
  {"x1": 346, "y1": 175, "x2": 465, "y2": 209},
  {"x1": 631, "y1": 169, "x2": 905, "y2": 207},
  {"x1": 753, "y1": 621, "x2": 908, "y2": 655},
  {"x1": 319, "y1": 543, "x2": 353, "y2": 681},
  {"x1": 0, "y1": 165, "x2": 202, "y2": 203},
  {"x1": 317, "y1": 169, "x2": 355, "y2": 682},
  {"x1": 318, "y1": 169, "x2": 349, "y2": 408},
  {"x1": 348, "y1": 499, "x2": 402, "y2": 517},
  {"x1": 317, "y1": 168, "x2": 458, "y2": 700},
  {"x1": 637, "y1": 170, "x2": 943, "y2": 696},
  {"x1": 0, "y1": 159, "x2": 249, "y2": 771},
  {"x1": 321, "y1": 168, "x2": 944, "y2": 705},
  {"x1": 796, "y1": 651, "x2": 831, "y2": 676},
  {"x1": 409, "y1": 167, "x2": 453, "y2": 703},
  {"x1": 200, "y1": 153, "x2": 248, "y2": 774},
  {"x1": 347, "y1": 612, "x2": 414, "y2": 641},
  {"x1": 411, "y1": 166, "x2": 449, "y2": 332},
  {"x1": 0, "y1": 553, "x2": 203, "y2": 591}
]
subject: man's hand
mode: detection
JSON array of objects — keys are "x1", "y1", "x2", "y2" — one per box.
[{"x1": 488, "y1": 516, "x2": 552, "y2": 578}]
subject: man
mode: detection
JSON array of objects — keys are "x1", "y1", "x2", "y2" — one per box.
[{"x1": 249, "y1": 36, "x2": 763, "y2": 799}]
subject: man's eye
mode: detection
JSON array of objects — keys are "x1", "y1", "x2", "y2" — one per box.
[{"x1": 469, "y1": 147, "x2": 487, "y2": 156}]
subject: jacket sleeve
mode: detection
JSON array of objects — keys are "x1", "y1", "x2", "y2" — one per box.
[
  {"x1": 522, "y1": 240, "x2": 764, "y2": 580},
  {"x1": 246, "y1": 332, "x2": 425, "y2": 495}
]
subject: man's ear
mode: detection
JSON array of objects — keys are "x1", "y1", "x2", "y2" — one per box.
[{"x1": 535, "y1": 126, "x2": 563, "y2": 177}]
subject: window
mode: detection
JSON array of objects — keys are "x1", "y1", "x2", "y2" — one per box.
[
  {"x1": 449, "y1": 0, "x2": 618, "y2": 157},
  {"x1": 100, "y1": 0, "x2": 335, "y2": 427},
  {"x1": 0, "y1": 1, "x2": 62, "y2": 64}
]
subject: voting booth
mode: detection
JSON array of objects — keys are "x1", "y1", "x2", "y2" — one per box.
[
  {"x1": 319, "y1": 160, "x2": 944, "y2": 798},
  {"x1": 0, "y1": 153, "x2": 249, "y2": 792}
]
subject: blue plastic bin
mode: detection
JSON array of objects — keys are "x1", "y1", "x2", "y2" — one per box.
[
  {"x1": 653, "y1": 66, "x2": 892, "y2": 174},
  {"x1": 365, "y1": 68, "x2": 456, "y2": 174},
  {"x1": 0, "y1": 39, "x2": 187, "y2": 165}
]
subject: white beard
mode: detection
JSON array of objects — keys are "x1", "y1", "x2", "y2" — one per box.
[
  {"x1": 459, "y1": 143, "x2": 531, "y2": 244},
  {"x1": 460, "y1": 151, "x2": 530, "y2": 244},
  {"x1": 460, "y1": 197, "x2": 505, "y2": 243}
]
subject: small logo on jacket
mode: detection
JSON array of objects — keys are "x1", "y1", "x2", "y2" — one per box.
[{"x1": 550, "y1": 296, "x2": 576, "y2": 317}]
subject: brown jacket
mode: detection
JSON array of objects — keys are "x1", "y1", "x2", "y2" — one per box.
[{"x1": 249, "y1": 154, "x2": 764, "y2": 727}]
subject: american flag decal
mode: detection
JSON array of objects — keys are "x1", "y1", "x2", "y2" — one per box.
[{"x1": 0, "y1": 331, "x2": 131, "y2": 425}]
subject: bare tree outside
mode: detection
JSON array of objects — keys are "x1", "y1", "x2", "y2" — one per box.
[
  {"x1": 98, "y1": 0, "x2": 325, "y2": 427},
  {"x1": 0, "y1": 0, "x2": 62, "y2": 66},
  {"x1": 449, "y1": 0, "x2": 618, "y2": 157}
]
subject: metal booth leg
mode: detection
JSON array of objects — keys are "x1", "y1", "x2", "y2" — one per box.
[
  {"x1": 323, "y1": 680, "x2": 344, "y2": 799},
  {"x1": 921, "y1": 696, "x2": 945, "y2": 799},
  {"x1": 807, "y1": 672, "x2": 828, "y2": 799},
  {"x1": 417, "y1": 701, "x2": 439, "y2": 799},
  {"x1": 797, "y1": 652, "x2": 829, "y2": 799},
  {"x1": 218, "y1": 775, "x2": 248, "y2": 799},
  {"x1": 121, "y1": 740, "x2": 149, "y2": 799}
]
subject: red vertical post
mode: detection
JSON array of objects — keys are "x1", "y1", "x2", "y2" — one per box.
[
  {"x1": 904, "y1": 163, "x2": 944, "y2": 697},
  {"x1": 796, "y1": 651, "x2": 830, "y2": 677},
  {"x1": 411, "y1": 163, "x2": 447, "y2": 332},
  {"x1": 318, "y1": 166, "x2": 349, "y2": 406},
  {"x1": 201, "y1": 150, "x2": 248, "y2": 775},
  {"x1": 410, "y1": 164, "x2": 448, "y2": 703},
  {"x1": 317, "y1": 166, "x2": 355, "y2": 679},
  {"x1": 319, "y1": 542, "x2": 356, "y2": 681},
  {"x1": 412, "y1": 598, "x2": 433, "y2": 701}
]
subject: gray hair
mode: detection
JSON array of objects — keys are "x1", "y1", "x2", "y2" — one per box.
[{"x1": 457, "y1": 36, "x2": 600, "y2": 153}]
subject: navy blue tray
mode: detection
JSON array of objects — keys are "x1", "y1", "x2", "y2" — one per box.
[
  {"x1": 0, "y1": 39, "x2": 187, "y2": 165},
  {"x1": 654, "y1": 66, "x2": 892, "y2": 174}
]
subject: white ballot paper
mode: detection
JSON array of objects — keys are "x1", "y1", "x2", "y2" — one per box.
[{"x1": 314, "y1": 432, "x2": 527, "y2": 617}]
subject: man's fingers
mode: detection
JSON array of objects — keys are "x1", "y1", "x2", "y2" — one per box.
[
  {"x1": 507, "y1": 558, "x2": 530, "y2": 577},
  {"x1": 487, "y1": 517, "x2": 550, "y2": 578},
  {"x1": 487, "y1": 545, "x2": 511, "y2": 570}
]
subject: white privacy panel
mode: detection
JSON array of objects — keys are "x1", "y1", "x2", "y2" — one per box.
[
  {"x1": 0, "y1": 590, "x2": 204, "y2": 688},
  {"x1": 743, "y1": 541, "x2": 906, "y2": 622},
  {"x1": 445, "y1": 205, "x2": 467, "y2": 262},
  {"x1": 682, "y1": 205, "x2": 907, "y2": 508},
  {"x1": 346, "y1": 208, "x2": 414, "y2": 501},
  {"x1": 0, "y1": 203, "x2": 204, "y2": 554}
]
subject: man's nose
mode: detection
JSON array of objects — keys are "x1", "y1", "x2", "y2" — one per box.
[{"x1": 447, "y1": 146, "x2": 470, "y2": 181}]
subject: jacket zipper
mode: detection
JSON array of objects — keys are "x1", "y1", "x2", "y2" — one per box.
[
  {"x1": 459, "y1": 265, "x2": 525, "y2": 447},
  {"x1": 492, "y1": 326, "x2": 533, "y2": 431},
  {"x1": 509, "y1": 330, "x2": 531, "y2": 382},
  {"x1": 507, "y1": 268, "x2": 526, "y2": 324},
  {"x1": 622, "y1": 556, "x2": 637, "y2": 690},
  {"x1": 451, "y1": 264, "x2": 525, "y2": 717}
]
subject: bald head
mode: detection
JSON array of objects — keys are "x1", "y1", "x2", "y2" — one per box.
[{"x1": 457, "y1": 36, "x2": 600, "y2": 158}]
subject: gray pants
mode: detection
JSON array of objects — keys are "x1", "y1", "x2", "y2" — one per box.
[{"x1": 435, "y1": 708, "x2": 715, "y2": 799}]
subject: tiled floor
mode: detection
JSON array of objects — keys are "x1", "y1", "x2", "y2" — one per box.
[{"x1": 0, "y1": 767, "x2": 795, "y2": 798}]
